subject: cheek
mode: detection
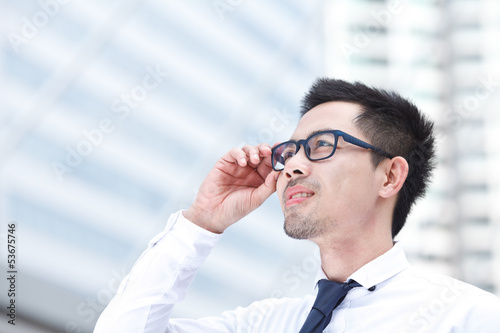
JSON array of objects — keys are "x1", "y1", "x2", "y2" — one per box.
[
  {"x1": 335, "y1": 165, "x2": 376, "y2": 203},
  {"x1": 327, "y1": 163, "x2": 366, "y2": 197},
  {"x1": 276, "y1": 174, "x2": 286, "y2": 204}
]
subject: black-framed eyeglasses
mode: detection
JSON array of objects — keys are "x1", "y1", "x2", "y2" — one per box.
[{"x1": 271, "y1": 130, "x2": 394, "y2": 171}]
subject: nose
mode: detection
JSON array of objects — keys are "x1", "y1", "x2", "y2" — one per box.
[{"x1": 283, "y1": 146, "x2": 311, "y2": 180}]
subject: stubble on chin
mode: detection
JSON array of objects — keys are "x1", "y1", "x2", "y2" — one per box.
[
  {"x1": 283, "y1": 208, "x2": 322, "y2": 240},
  {"x1": 281, "y1": 179, "x2": 324, "y2": 240}
]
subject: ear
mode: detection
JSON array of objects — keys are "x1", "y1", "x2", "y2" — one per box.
[{"x1": 379, "y1": 156, "x2": 409, "y2": 199}]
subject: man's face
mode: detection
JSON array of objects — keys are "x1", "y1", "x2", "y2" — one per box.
[{"x1": 276, "y1": 101, "x2": 383, "y2": 243}]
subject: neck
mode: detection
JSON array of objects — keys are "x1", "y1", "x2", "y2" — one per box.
[{"x1": 314, "y1": 226, "x2": 393, "y2": 283}]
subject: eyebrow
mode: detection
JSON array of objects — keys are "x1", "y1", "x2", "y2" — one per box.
[{"x1": 290, "y1": 128, "x2": 335, "y2": 141}]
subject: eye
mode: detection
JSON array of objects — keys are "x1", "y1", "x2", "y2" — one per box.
[
  {"x1": 282, "y1": 150, "x2": 295, "y2": 163},
  {"x1": 316, "y1": 140, "x2": 333, "y2": 148},
  {"x1": 308, "y1": 133, "x2": 336, "y2": 159},
  {"x1": 309, "y1": 133, "x2": 336, "y2": 151}
]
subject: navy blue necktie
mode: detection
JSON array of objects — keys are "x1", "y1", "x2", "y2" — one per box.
[{"x1": 299, "y1": 279, "x2": 361, "y2": 333}]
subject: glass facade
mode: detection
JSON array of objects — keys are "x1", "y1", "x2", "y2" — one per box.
[
  {"x1": 1, "y1": 0, "x2": 498, "y2": 331},
  {"x1": 323, "y1": 0, "x2": 500, "y2": 293}
]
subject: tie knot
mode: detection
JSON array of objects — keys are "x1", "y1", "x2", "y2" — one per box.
[
  {"x1": 299, "y1": 279, "x2": 362, "y2": 333},
  {"x1": 313, "y1": 279, "x2": 361, "y2": 315},
  {"x1": 318, "y1": 279, "x2": 361, "y2": 292}
]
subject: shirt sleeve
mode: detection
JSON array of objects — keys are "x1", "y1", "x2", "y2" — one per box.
[
  {"x1": 461, "y1": 292, "x2": 500, "y2": 333},
  {"x1": 94, "y1": 210, "x2": 223, "y2": 333}
]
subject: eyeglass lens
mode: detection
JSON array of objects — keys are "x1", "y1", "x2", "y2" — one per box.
[{"x1": 272, "y1": 132, "x2": 338, "y2": 171}]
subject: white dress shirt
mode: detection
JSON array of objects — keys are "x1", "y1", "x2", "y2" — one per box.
[{"x1": 94, "y1": 210, "x2": 500, "y2": 333}]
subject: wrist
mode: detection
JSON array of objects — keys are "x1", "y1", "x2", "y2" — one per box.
[{"x1": 183, "y1": 207, "x2": 224, "y2": 234}]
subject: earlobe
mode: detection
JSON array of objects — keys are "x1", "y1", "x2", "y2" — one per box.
[{"x1": 379, "y1": 157, "x2": 409, "y2": 198}]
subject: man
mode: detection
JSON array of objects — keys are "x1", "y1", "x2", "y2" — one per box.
[{"x1": 95, "y1": 79, "x2": 500, "y2": 332}]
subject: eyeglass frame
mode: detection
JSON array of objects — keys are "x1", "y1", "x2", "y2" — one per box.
[{"x1": 271, "y1": 129, "x2": 394, "y2": 171}]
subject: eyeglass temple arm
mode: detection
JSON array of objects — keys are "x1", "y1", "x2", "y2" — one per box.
[{"x1": 340, "y1": 133, "x2": 394, "y2": 159}]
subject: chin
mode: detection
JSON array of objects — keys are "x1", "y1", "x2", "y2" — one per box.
[{"x1": 283, "y1": 214, "x2": 321, "y2": 240}]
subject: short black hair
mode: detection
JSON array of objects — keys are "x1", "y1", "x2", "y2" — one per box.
[{"x1": 301, "y1": 78, "x2": 436, "y2": 237}]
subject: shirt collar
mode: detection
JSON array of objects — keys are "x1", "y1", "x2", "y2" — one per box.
[{"x1": 314, "y1": 242, "x2": 409, "y2": 291}]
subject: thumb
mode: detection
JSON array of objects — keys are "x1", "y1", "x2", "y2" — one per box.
[{"x1": 253, "y1": 170, "x2": 278, "y2": 203}]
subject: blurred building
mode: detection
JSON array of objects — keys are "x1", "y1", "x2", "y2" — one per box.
[
  {"x1": 0, "y1": 0, "x2": 499, "y2": 332},
  {"x1": 324, "y1": 0, "x2": 500, "y2": 293},
  {"x1": 0, "y1": 1, "x2": 323, "y2": 332}
]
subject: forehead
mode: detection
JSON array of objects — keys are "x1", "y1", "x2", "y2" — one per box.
[{"x1": 292, "y1": 101, "x2": 363, "y2": 139}]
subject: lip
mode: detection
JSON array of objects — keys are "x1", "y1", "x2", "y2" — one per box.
[{"x1": 285, "y1": 185, "x2": 315, "y2": 207}]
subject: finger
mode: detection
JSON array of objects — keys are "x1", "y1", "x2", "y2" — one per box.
[
  {"x1": 256, "y1": 154, "x2": 273, "y2": 172},
  {"x1": 259, "y1": 144, "x2": 274, "y2": 170},
  {"x1": 246, "y1": 144, "x2": 273, "y2": 169},
  {"x1": 252, "y1": 156, "x2": 274, "y2": 183},
  {"x1": 224, "y1": 144, "x2": 273, "y2": 169},
  {"x1": 254, "y1": 169, "x2": 278, "y2": 201},
  {"x1": 242, "y1": 145, "x2": 261, "y2": 165},
  {"x1": 257, "y1": 143, "x2": 272, "y2": 157},
  {"x1": 227, "y1": 147, "x2": 249, "y2": 167}
]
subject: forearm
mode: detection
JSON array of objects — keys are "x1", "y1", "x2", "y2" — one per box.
[{"x1": 94, "y1": 211, "x2": 221, "y2": 333}]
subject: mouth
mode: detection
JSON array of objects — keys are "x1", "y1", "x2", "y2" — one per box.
[{"x1": 285, "y1": 185, "x2": 315, "y2": 207}]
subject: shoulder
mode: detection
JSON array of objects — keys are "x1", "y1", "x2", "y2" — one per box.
[
  {"x1": 403, "y1": 265, "x2": 500, "y2": 315},
  {"x1": 403, "y1": 265, "x2": 496, "y2": 296},
  {"x1": 384, "y1": 265, "x2": 500, "y2": 331}
]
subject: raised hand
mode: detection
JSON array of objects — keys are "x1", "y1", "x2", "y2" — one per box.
[{"x1": 183, "y1": 144, "x2": 278, "y2": 233}]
